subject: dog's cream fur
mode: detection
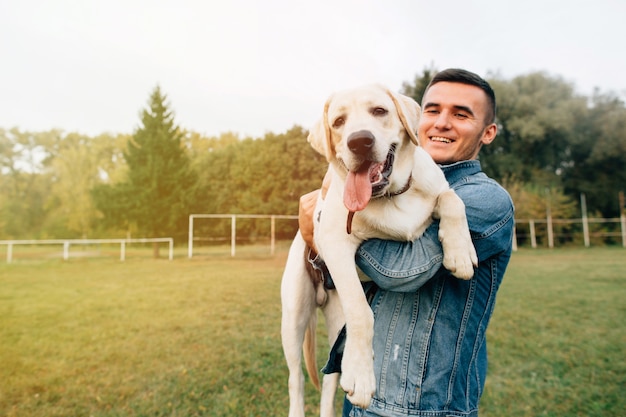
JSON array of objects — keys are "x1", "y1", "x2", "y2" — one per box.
[{"x1": 281, "y1": 85, "x2": 477, "y2": 417}]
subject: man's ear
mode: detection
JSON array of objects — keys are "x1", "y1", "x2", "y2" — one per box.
[
  {"x1": 307, "y1": 98, "x2": 334, "y2": 161},
  {"x1": 481, "y1": 123, "x2": 498, "y2": 145}
]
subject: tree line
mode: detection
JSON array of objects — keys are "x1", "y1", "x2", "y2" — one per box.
[{"x1": 1, "y1": 69, "x2": 625, "y2": 246}]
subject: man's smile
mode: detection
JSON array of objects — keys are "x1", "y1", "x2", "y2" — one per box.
[{"x1": 430, "y1": 136, "x2": 454, "y2": 143}]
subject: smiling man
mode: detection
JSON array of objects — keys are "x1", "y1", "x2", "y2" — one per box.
[
  {"x1": 299, "y1": 68, "x2": 515, "y2": 417},
  {"x1": 419, "y1": 74, "x2": 497, "y2": 164}
]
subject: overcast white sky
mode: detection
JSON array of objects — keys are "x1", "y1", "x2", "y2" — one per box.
[{"x1": 1, "y1": 0, "x2": 625, "y2": 138}]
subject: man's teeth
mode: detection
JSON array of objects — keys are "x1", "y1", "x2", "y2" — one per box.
[{"x1": 431, "y1": 136, "x2": 452, "y2": 143}]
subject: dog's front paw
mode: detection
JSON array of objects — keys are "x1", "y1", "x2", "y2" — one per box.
[
  {"x1": 340, "y1": 341, "x2": 375, "y2": 408},
  {"x1": 442, "y1": 239, "x2": 478, "y2": 280}
]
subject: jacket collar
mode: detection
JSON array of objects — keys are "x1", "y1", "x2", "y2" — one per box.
[{"x1": 439, "y1": 160, "x2": 482, "y2": 185}]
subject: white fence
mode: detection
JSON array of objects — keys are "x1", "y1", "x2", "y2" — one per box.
[
  {"x1": 187, "y1": 214, "x2": 298, "y2": 258},
  {"x1": 5, "y1": 213, "x2": 621, "y2": 263},
  {"x1": 513, "y1": 217, "x2": 626, "y2": 249},
  {"x1": 0, "y1": 238, "x2": 174, "y2": 263},
  {"x1": 188, "y1": 213, "x2": 625, "y2": 257}
]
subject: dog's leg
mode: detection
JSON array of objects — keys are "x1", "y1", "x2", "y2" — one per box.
[
  {"x1": 321, "y1": 245, "x2": 376, "y2": 409},
  {"x1": 281, "y1": 233, "x2": 319, "y2": 417},
  {"x1": 320, "y1": 373, "x2": 340, "y2": 417},
  {"x1": 319, "y1": 288, "x2": 343, "y2": 417},
  {"x1": 314, "y1": 182, "x2": 376, "y2": 409},
  {"x1": 435, "y1": 189, "x2": 478, "y2": 279}
]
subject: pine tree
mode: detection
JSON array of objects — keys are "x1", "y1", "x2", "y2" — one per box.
[
  {"x1": 94, "y1": 86, "x2": 197, "y2": 255},
  {"x1": 401, "y1": 64, "x2": 437, "y2": 104}
]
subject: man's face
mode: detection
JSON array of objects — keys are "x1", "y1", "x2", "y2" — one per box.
[{"x1": 418, "y1": 81, "x2": 497, "y2": 165}]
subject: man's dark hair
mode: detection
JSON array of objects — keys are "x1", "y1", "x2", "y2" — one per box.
[{"x1": 426, "y1": 68, "x2": 497, "y2": 124}]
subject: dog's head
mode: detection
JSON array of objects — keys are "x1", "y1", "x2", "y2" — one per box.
[{"x1": 308, "y1": 84, "x2": 420, "y2": 212}]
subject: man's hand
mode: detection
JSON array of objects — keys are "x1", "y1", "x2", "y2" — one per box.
[
  {"x1": 298, "y1": 169, "x2": 331, "y2": 253},
  {"x1": 299, "y1": 189, "x2": 320, "y2": 252}
]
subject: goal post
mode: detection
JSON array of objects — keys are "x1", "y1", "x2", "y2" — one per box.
[{"x1": 188, "y1": 214, "x2": 298, "y2": 258}]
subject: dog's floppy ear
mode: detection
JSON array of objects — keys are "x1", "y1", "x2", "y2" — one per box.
[
  {"x1": 307, "y1": 97, "x2": 334, "y2": 161},
  {"x1": 386, "y1": 90, "x2": 420, "y2": 146}
]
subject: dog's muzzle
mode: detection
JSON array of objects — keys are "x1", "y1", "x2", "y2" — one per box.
[{"x1": 343, "y1": 142, "x2": 398, "y2": 234}]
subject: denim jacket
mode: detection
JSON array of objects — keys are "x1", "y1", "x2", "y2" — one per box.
[{"x1": 349, "y1": 160, "x2": 515, "y2": 417}]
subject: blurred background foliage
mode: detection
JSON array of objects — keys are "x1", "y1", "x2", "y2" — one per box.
[{"x1": 1, "y1": 68, "x2": 625, "y2": 244}]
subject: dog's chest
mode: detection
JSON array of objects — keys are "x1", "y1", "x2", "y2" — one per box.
[{"x1": 351, "y1": 202, "x2": 434, "y2": 242}]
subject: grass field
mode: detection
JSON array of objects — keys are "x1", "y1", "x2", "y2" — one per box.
[{"x1": 0, "y1": 245, "x2": 624, "y2": 416}]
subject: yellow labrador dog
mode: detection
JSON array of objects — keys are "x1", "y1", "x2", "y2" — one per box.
[{"x1": 281, "y1": 85, "x2": 477, "y2": 417}]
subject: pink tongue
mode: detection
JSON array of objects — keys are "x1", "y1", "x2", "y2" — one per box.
[{"x1": 344, "y1": 163, "x2": 373, "y2": 212}]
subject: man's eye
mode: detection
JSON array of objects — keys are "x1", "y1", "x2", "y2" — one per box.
[
  {"x1": 455, "y1": 113, "x2": 469, "y2": 119},
  {"x1": 332, "y1": 117, "x2": 345, "y2": 128},
  {"x1": 372, "y1": 107, "x2": 388, "y2": 116}
]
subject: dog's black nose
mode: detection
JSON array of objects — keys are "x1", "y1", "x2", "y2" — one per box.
[{"x1": 347, "y1": 130, "x2": 375, "y2": 156}]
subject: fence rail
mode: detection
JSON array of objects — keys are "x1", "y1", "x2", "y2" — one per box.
[
  {"x1": 189, "y1": 214, "x2": 625, "y2": 257},
  {"x1": 4, "y1": 213, "x2": 623, "y2": 263},
  {"x1": 188, "y1": 214, "x2": 298, "y2": 258},
  {"x1": 0, "y1": 238, "x2": 174, "y2": 263},
  {"x1": 513, "y1": 217, "x2": 626, "y2": 249}
]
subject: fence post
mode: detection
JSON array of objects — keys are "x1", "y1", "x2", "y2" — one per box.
[
  {"x1": 7, "y1": 242, "x2": 12, "y2": 263},
  {"x1": 270, "y1": 215, "x2": 276, "y2": 255},
  {"x1": 545, "y1": 188, "x2": 554, "y2": 248},
  {"x1": 231, "y1": 215, "x2": 236, "y2": 257},
  {"x1": 530, "y1": 220, "x2": 537, "y2": 248},
  {"x1": 621, "y1": 214, "x2": 626, "y2": 248},
  {"x1": 617, "y1": 191, "x2": 626, "y2": 248},
  {"x1": 188, "y1": 215, "x2": 194, "y2": 259},
  {"x1": 63, "y1": 241, "x2": 70, "y2": 260},
  {"x1": 581, "y1": 193, "x2": 590, "y2": 247}
]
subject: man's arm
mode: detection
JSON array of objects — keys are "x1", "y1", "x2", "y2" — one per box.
[
  {"x1": 357, "y1": 180, "x2": 515, "y2": 293},
  {"x1": 356, "y1": 222, "x2": 446, "y2": 292}
]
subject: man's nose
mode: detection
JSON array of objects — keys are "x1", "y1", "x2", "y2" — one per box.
[{"x1": 434, "y1": 112, "x2": 452, "y2": 129}]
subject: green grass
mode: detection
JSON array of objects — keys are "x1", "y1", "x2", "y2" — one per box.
[
  {"x1": 482, "y1": 247, "x2": 625, "y2": 416},
  {"x1": 0, "y1": 246, "x2": 624, "y2": 416}
]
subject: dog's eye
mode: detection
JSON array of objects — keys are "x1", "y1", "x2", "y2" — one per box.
[
  {"x1": 332, "y1": 117, "x2": 345, "y2": 128},
  {"x1": 372, "y1": 107, "x2": 388, "y2": 116}
]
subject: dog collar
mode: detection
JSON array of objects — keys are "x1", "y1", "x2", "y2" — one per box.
[
  {"x1": 346, "y1": 174, "x2": 413, "y2": 234},
  {"x1": 382, "y1": 174, "x2": 412, "y2": 198}
]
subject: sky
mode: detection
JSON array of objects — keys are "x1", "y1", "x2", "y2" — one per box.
[{"x1": 1, "y1": 0, "x2": 625, "y2": 138}]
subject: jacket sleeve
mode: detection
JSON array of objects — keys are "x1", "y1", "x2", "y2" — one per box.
[{"x1": 356, "y1": 179, "x2": 514, "y2": 292}]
